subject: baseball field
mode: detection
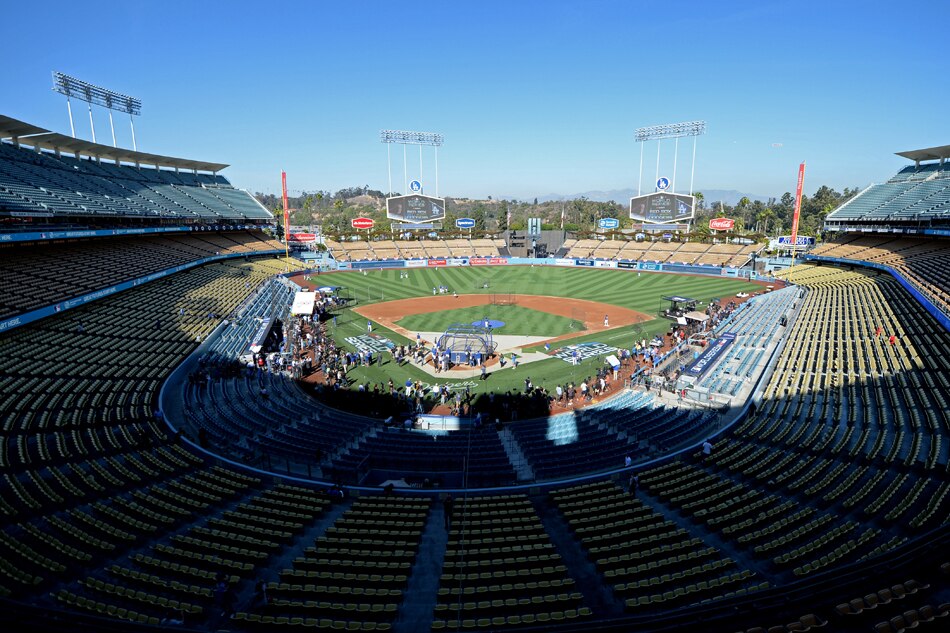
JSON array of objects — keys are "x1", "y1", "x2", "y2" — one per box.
[{"x1": 292, "y1": 265, "x2": 766, "y2": 398}]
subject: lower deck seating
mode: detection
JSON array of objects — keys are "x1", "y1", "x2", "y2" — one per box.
[
  {"x1": 244, "y1": 495, "x2": 430, "y2": 629},
  {"x1": 432, "y1": 494, "x2": 590, "y2": 630},
  {"x1": 810, "y1": 236, "x2": 950, "y2": 315},
  {"x1": 551, "y1": 480, "x2": 766, "y2": 610},
  {"x1": 0, "y1": 231, "x2": 288, "y2": 320}
]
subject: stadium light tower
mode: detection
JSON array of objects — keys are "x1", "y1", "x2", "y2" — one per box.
[
  {"x1": 52, "y1": 71, "x2": 142, "y2": 150},
  {"x1": 635, "y1": 120, "x2": 706, "y2": 196},
  {"x1": 380, "y1": 129, "x2": 444, "y2": 196}
]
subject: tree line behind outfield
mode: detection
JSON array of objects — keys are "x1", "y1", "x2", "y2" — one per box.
[{"x1": 256, "y1": 184, "x2": 859, "y2": 242}]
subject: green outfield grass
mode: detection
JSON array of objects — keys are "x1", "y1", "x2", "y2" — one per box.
[
  {"x1": 306, "y1": 266, "x2": 760, "y2": 395},
  {"x1": 395, "y1": 304, "x2": 582, "y2": 337},
  {"x1": 310, "y1": 265, "x2": 757, "y2": 315}
]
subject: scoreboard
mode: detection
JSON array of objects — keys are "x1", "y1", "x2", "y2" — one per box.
[
  {"x1": 629, "y1": 192, "x2": 695, "y2": 224},
  {"x1": 386, "y1": 194, "x2": 447, "y2": 223}
]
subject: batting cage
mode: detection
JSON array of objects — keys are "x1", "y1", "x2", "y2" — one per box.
[
  {"x1": 436, "y1": 323, "x2": 497, "y2": 364},
  {"x1": 490, "y1": 292, "x2": 516, "y2": 306}
]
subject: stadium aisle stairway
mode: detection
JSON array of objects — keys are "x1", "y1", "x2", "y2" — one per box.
[
  {"x1": 431, "y1": 493, "x2": 591, "y2": 630},
  {"x1": 234, "y1": 495, "x2": 431, "y2": 631},
  {"x1": 550, "y1": 480, "x2": 767, "y2": 612}
]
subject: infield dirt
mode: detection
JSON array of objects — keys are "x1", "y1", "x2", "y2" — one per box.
[{"x1": 354, "y1": 294, "x2": 651, "y2": 345}]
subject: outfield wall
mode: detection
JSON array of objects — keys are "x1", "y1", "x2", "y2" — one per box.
[{"x1": 335, "y1": 255, "x2": 766, "y2": 280}]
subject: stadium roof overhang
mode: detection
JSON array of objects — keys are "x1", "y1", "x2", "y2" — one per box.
[
  {"x1": 0, "y1": 115, "x2": 47, "y2": 139},
  {"x1": 0, "y1": 114, "x2": 229, "y2": 173},
  {"x1": 895, "y1": 144, "x2": 950, "y2": 163}
]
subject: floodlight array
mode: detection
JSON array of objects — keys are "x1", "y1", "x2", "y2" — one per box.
[
  {"x1": 52, "y1": 71, "x2": 142, "y2": 116},
  {"x1": 635, "y1": 120, "x2": 706, "y2": 142},
  {"x1": 380, "y1": 129, "x2": 444, "y2": 146}
]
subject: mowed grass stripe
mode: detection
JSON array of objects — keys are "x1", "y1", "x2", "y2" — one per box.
[{"x1": 314, "y1": 267, "x2": 756, "y2": 312}]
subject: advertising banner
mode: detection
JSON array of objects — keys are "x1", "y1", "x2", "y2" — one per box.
[
  {"x1": 777, "y1": 235, "x2": 815, "y2": 247},
  {"x1": 709, "y1": 217, "x2": 735, "y2": 231},
  {"x1": 684, "y1": 333, "x2": 736, "y2": 378}
]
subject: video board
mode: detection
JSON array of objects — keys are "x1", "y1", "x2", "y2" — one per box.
[
  {"x1": 629, "y1": 192, "x2": 695, "y2": 224},
  {"x1": 386, "y1": 195, "x2": 447, "y2": 223}
]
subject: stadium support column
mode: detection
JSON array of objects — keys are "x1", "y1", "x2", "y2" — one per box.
[
  {"x1": 403, "y1": 144, "x2": 408, "y2": 197},
  {"x1": 672, "y1": 137, "x2": 679, "y2": 193},
  {"x1": 129, "y1": 112, "x2": 137, "y2": 151},
  {"x1": 87, "y1": 102, "x2": 97, "y2": 144},
  {"x1": 655, "y1": 141, "x2": 661, "y2": 188},
  {"x1": 435, "y1": 146, "x2": 439, "y2": 197},
  {"x1": 387, "y1": 143, "x2": 393, "y2": 196},
  {"x1": 689, "y1": 135, "x2": 697, "y2": 196},
  {"x1": 66, "y1": 97, "x2": 76, "y2": 138},
  {"x1": 108, "y1": 111, "x2": 117, "y2": 148},
  {"x1": 638, "y1": 141, "x2": 644, "y2": 196},
  {"x1": 419, "y1": 145, "x2": 424, "y2": 192}
]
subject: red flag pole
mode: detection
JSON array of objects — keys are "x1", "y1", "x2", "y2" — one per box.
[
  {"x1": 281, "y1": 170, "x2": 290, "y2": 265},
  {"x1": 790, "y1": 161, "x2": 806, "y2": 266}
]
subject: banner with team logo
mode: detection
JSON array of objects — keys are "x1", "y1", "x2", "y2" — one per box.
[
  {"x1": 549, "y1": 342, "x2": 615, "y2": 364},
  {"x1": 344, "y1": 334, "x2": 396, "y2": 354}
]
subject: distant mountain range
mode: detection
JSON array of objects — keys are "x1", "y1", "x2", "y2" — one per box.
[{"x1": 510, "y1": 188, "x2": 773, "y2": 207}]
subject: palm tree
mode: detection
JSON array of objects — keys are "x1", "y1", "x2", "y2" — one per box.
[
  {"x1": 761, "y1": 208, "x2": 777, "y2": 235},
  {"x1": 692, "y1": 191, "x2": 705, "y2": 212}
]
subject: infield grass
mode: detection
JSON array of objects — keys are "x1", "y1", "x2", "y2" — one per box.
[{"x1": 396, "y1": 304, "x2": 582, "y2": 337}]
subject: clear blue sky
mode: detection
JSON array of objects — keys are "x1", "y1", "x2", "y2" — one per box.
[{"x1": 2, "y1": 1, "x2": 947, "y2": 200}]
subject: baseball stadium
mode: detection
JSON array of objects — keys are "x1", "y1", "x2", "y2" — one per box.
[{"x1": 3, "y1": 17, "x2": 950, "y2": 633}]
